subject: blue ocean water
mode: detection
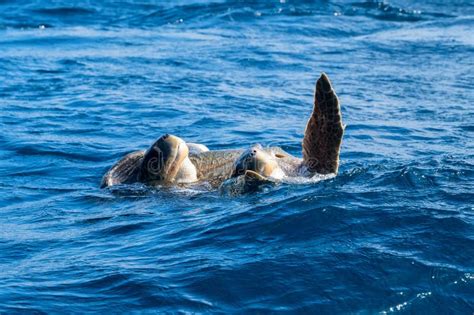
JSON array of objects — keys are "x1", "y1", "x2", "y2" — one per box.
[{"x1": 1, "y1": 0, "x2": 473, "y2": 313}]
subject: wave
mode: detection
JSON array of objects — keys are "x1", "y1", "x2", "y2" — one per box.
[{"x1": 0, "y1": 0, "x2": 465, "y2": 30}]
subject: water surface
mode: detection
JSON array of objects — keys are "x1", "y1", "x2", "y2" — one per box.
[{"x1": 0, "y1": 0, "x2": 473, "y2": 313}]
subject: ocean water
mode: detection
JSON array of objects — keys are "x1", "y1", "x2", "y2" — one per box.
[{"x1": 1, "y1": 0, "x2": 473, "y2": 313}]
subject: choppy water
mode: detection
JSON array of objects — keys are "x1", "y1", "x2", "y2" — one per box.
[{"x1": 1, "y1": 0, "x2": 473, "y2": 313}]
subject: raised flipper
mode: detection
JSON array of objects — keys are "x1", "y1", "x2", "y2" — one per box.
[
  {"x1": 100, "y1": 151, "x2": 144, "y2": 188},
  {"x1": 302, "y1": 73, "x2": 344, "y2": 174}
]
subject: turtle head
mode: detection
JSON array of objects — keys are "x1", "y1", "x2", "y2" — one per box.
[
  {"x1": 140, "y1": 134, "x2": 191, "y2": 183},
  {"x1": 222, "y1": 145, "x2": 281, "y2": 195},
  {"x1": 231, "y1": 144, "x2": 283, "y2": 179}
]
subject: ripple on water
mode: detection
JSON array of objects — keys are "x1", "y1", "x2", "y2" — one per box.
[{"x1": 0, "y1": 0, "x2": 473, "y2": 313}]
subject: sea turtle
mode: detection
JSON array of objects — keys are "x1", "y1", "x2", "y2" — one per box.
[{"x1": 100, "y1": 73, "x2": 344, "y2": 192}]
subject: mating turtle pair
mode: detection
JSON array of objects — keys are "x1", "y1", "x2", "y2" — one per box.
[{"x1": 101, "y1": 73, "x2": 344, "y2": 193}]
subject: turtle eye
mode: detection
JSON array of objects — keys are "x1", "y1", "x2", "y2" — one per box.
[{"x1": 275, "y1": 153, "x2": 285, "y2": 158}]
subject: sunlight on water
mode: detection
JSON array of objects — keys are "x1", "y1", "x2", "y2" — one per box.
[
  {"x1": 0, "y1": 0, "x2": 473, "y2": 313},
  {"x1": 282, "y1": 173, "x2": 336, "y2": 185}
]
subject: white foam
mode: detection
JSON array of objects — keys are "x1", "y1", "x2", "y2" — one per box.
[{"x1": 280, "y1": 173, "x2": 336, "y2": 185}]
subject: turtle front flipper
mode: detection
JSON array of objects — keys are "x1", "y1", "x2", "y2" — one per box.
[
  {"x1": 219, "y1": 170, "x2": 275, "y2": 195},
  {"x1": 302, "y1": 73, "x2": 344, "y2": 175},
  {"x1": 244, "y1": 170, "x2": 268, "y2": 181}
]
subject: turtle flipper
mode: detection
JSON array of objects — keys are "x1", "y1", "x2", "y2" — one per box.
[
  {"x1": 244, "y1": 170, "x2": 271, "y2": 183},
  {"x1": 302, "y1": 73, "x2": 344, "y2": 175},
  {"x1": 219, "y1": 170, "x2": 275, "y2": 195},
  {"x1": 100, "y1": 150, "x2": 144, "y2": 188}
]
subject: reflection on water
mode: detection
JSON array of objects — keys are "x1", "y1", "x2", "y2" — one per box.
[{"x1": 0, "y1": 0, "x2": 473, "y2": 313}]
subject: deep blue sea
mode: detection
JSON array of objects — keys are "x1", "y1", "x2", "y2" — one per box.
[{"x1": 1, "y1": 0, "x2": 473, "y2": 313}]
